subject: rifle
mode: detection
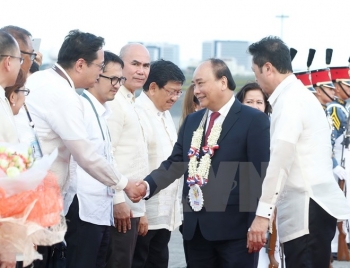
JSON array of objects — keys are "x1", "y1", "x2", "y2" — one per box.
[
  {"x1": 266, "y1": 209, "x2": 279, "y2": 268},
  {"x1": 338, "y1": 103, "x2": 350, "y2": 261}
]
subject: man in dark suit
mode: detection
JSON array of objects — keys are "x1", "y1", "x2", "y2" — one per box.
[{"x1": 143, "y1": 58, "x2": 270, "y2": 267}]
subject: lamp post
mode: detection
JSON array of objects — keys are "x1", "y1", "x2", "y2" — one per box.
[{"x1": 276, "y1": 14, "x2": 289, "y2": 40}]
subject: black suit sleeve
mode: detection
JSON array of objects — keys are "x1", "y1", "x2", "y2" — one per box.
[
  {"x1": 245, "y1": 111, "x2": 270, "y2": 224},
  {"x1": 144, "y1": 114, "x2": 189, "y2": 198}
]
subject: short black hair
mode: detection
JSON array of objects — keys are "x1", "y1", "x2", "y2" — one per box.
[
  {"x1": 103, "y1": 51, "x2": 124, "y2": 71},
  {"x1": 0, "y1": 30, "x2": 18, "y2": 56},
  {"x1": 235, "y1": 82, "x2": 271, "y2": 114},
  {"x1": 143, "y1": 59, "x2": 185, "y2": 91},
  {"x1": 57, "y1": 29, "x2": 105, "y2": 69},
  {"x1": 208, "y1": 58, "x2": 236, "y2": 91},
  {"x1": 248, "y1": 36, "x2": 292, "y2": 74},
  {"x1": 0, "y1": 25, "x2": 32, "y2": 46}
]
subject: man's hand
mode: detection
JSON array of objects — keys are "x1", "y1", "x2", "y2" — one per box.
[
  {"x1": 138, "y1": 215, "x2": 148, "y2": 236},
  {"x1": 0, "y1": 261, "x2": 16, "y2": 268},
  {"x1": 113, "y1": 202, "x2": 133, "y2": 233},
  {"x1": 247, "y1": 216, "x2": 269, "y2": 253},
  {"x1": 124, "y1": 180, "x2": 147, "y2": 202}
]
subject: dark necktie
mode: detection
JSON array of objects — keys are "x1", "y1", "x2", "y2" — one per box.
[{"x1": 205, "y1": 112, "x2": 220, "y2": 145}]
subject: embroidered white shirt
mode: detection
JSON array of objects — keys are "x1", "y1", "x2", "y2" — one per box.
[
  {"x1": 107, "y1": 85, "x2": 148, "y2": 217},
  {"x1": 25, "y1": 64, "x2": 128, "y2": 195},
  {"x1": 136, "y1": 91, "x2": 183, "y2": 230},
  {"x1": 256, "y1": 74, "x2": 350, "y2": 243}
]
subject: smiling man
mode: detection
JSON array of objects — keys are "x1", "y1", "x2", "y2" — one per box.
[
  {"x1": 142, "y1": 58, "x2": 270, "y2": 267},
  {"x1": 25, "y1": 31, "x2": 145, "y2": 267},
  {"x1": 64, "y1": 51, "x2": 125, "y2": 268},
  {"x1": 132, "y1": 59, "x2": 185, "y2": 268}
]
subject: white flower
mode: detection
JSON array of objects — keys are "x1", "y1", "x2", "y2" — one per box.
[
  {"x1": 187, "y1": 114, "x2": 222, "y2": 186},
  {"x1": 6, "y1": 166, "x2": 21, "y2": 178}
]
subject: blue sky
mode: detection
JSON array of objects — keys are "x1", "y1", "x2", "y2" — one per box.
[{"x1": 2, "y1": 0, "x2": 349, "y2": 71}]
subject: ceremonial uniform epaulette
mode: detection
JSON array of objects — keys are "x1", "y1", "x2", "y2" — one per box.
[{"x1": 326, "y1": 101, "x2": 347, "y2": 139}]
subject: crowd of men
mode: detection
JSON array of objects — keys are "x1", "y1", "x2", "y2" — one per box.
[{"x1": 0, "y1": 25, "x2": 350, "y2": 268}]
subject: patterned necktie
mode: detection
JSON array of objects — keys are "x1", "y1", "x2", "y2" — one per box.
[{"x1": 205, "y1": 112, "x2": 220, "y2": 145}]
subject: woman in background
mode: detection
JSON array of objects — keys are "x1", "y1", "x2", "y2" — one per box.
[
  {"x1": 179, "y1": 84, "x2": 202, "y2": 128},
  {"x1": 5, "y1": 69, "x2": 28, "y2": 115},
  {"x1": 235, "y1": 82, "x2": 271, "y2": 115}
]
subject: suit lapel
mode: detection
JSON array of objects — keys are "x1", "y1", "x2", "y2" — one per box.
[{"x1": 217, "y1": 100, "x2": 241, "y2": 144}]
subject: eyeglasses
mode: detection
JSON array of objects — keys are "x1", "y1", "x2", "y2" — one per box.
[
  {"x1": 90, "y1": 62, "x2": 105, "y2": 70},
  {"x1": 20, "y1": 51, "x2": 37, "y2": 61},
  {"x1": 99, "y1": 74, "x2": 127, "y2": 86},
  {"x1": 0, "y1": 55, "x2": 24, "y2": 65},
  {"x1": 163, "y1": 87, "x2": 183, "y2": 98},
  {"x1": 15, "y1": 88, "x2": 30, "y2": 96}
]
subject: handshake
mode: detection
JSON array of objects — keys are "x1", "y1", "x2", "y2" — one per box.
[{"x1": 124, "y1": 180, "x2": 147, "y2": 202}]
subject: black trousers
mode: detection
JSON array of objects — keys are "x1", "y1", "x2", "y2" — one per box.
[
  {"x1": 179, "y1": 224, "x2": 190, "y2": 268},
  {"x1": 132, "y1": 229, "x2": 171, "y2": 268},
  {"x1": 186, "y1": 224, "x2": 258, "y2": 268},
  {"x1": 284, "y1": 198, "x2": 337, "y2": 268},
  {"x1": 65, "y1": 195, "x2": 110, "y2": 268},
  {"x1": 106, "y1": 217, "x2": 140, "y2": 268}
]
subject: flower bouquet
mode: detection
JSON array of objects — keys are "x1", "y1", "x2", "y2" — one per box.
[{"x1": 0, "y1": 143, "x2": 66, "y2": 266}]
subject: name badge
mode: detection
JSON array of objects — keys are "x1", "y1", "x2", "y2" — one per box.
[{"x1": 30, "y1": 131, "x2": 43, "y2": 160}]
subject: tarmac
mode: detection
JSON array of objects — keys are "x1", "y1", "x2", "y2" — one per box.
[{"x1": 168, "y1": 228, "x2": 349, "y2": 268}]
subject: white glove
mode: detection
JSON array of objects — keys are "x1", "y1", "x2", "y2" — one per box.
[{"x1": 333, "y1": 165, "x2": 348, "y2": 181}]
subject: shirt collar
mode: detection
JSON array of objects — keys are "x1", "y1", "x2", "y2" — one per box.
[
  {"x1": 55, "y1": 63, "x2": 75, "y2": 89},
  {"x1": 268, "y1": 74, "x2": 296, "y2": 107},
  {"x1": 138, "y1": 91, "x2": 165, "y2": 118},
  {"x1": 119, "y1": 85, "x2": 135, "y2": 103},
  {"x1": 0, "y1": 85, "x2": 5, "y2": 101},
  {"x1": 83, "y1": 90, "x2": 110, "y2": 118},
  {"x1": 208, "y1": 93, "x2": 236, "y2": 118}
]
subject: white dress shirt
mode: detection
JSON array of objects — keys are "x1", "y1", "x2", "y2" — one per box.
[
  {"x1": 206, "y1": 93, "x2": 235, "y2": 127},
  {"x1": 24, "y1": 64, "x2": 128, "y2": 195},
  {"x1": 107, "y1": 85, "x2": 148, "y2": 218},
  {"x1": 136, "y1": 91, "x2": 183, "y2": 230},
  {"x1": 0, "y1": 85, "x2": 19, "y2": 143},
  {"x1": 256, "y1": 74, "x2": 350, "y2": 243},
  {"x1": 64, "y1": 91, "x2": 118, "y2": 226}
]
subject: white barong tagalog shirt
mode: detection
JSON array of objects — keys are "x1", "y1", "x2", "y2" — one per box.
[
  {"x1": 107, "y1": 86, "x2": 148, "y2": 218},
  {"x1": 256, "y1": 75, "x2": 350, "y2": 243},
  {"x1": 64, "y1": 90, "x2": 121, "y2": 225},
  {"x1": 25, "y1": 64, "x2": 128, "y2": 196},
  {"x1": 136, "y1": 91, "x2": 183, "y2": 231}
]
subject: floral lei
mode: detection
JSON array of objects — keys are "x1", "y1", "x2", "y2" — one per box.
[{"x1": 187, "y1": 110, "x2": 222, "y2": 187}]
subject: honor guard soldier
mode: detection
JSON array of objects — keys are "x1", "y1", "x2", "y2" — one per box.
[
  {"x1": 329, "y1": 65, "x2": 350, "y2": 261},
  {"x1": 330, "y1": 65, "x2": 350, "y2": 110},
  {"x1": 310, "y1": 68, "x2": 348, "y2": 179}
]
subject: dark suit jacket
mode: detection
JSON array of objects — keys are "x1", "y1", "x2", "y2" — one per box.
[{"x1": 145, "y1": 99, "x2": 270, "y2": 241}]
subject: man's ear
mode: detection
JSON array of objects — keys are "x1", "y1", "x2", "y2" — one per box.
[
  {"x1": 1, "y1": 56, "x2": 11, "y2": 72},
  {"x1": 315, "y1": 87, "x2": 321, "y2": 96},
  {"x1": 148, "y1": 82, "x2": 158, "y2": 95},
  {"x1": 75, "y1": 58, "x2": 85, "y2": 73},
  {"x1": 333, "y1": 82, "x2": 340, "y2": 93},
  {"x1": 9, "y1": 91, "x2": 18, "y2": 105},
  {"x1": 220, "y1": 76, "x2": 228, "y2": 91},
  {"x1": 265, "y1": 62, "x2": 273, "y2": 74}
]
